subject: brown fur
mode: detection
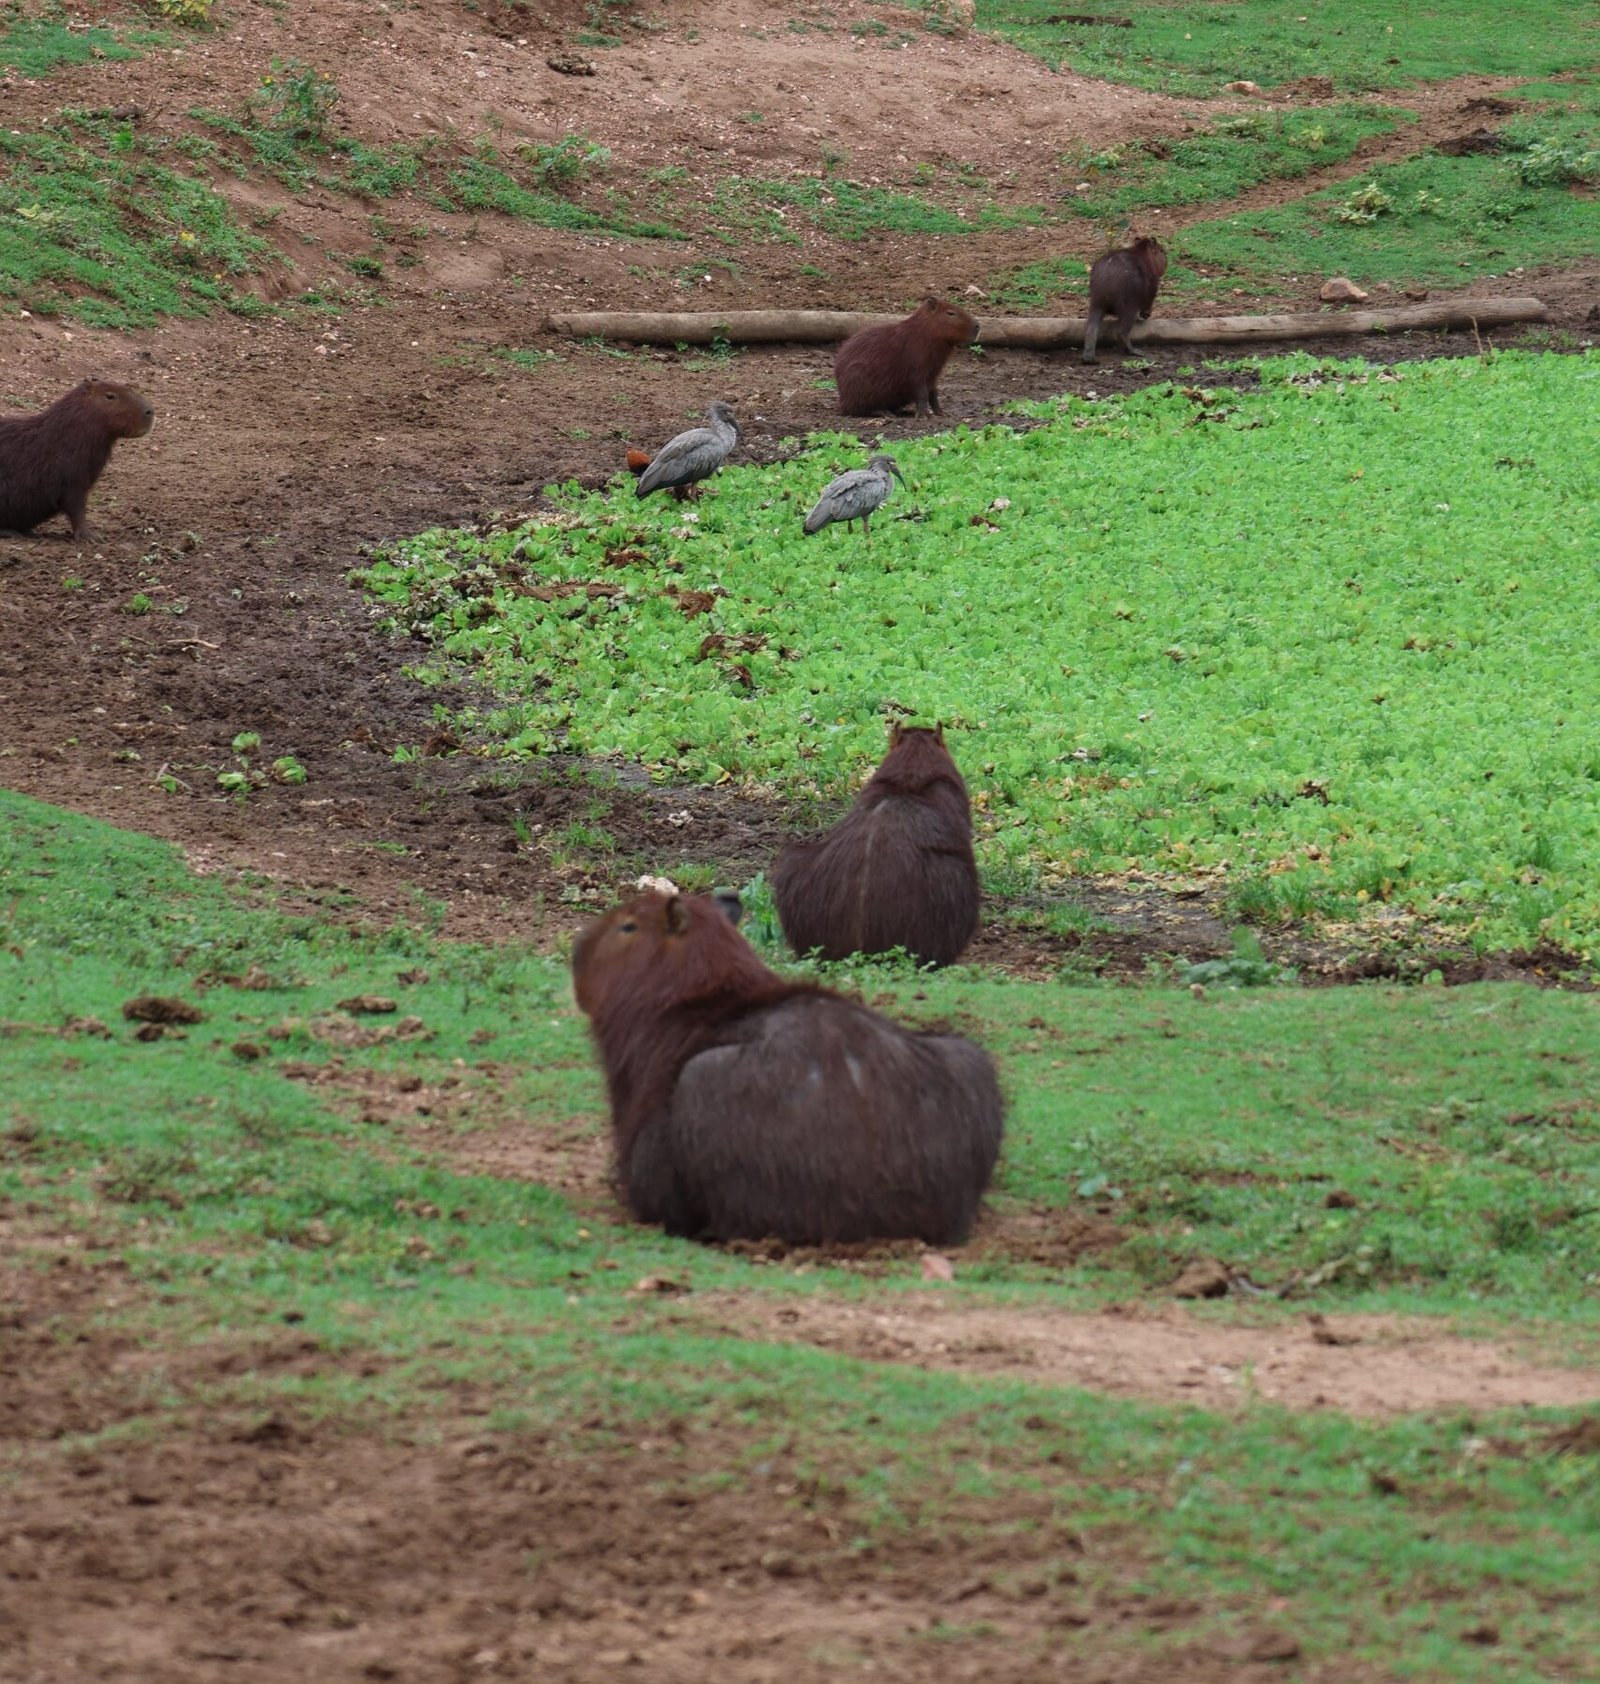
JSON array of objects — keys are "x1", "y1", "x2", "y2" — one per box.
[
  {"x1": 0, "y1": 379, "x2": 155, "y2": 538},
  {"x1": 572, "y1": 891, "x2": 1004, "y2": 1245},
  {"x1": 771, "y1": 725, "x2": 979, "y2": 968},
  {"x1": 834, "y1": 297, "x2": 979, "y2": 418},
  {"x1": 1081, "y1": 235, "x2": 1168, "y2": 364}
]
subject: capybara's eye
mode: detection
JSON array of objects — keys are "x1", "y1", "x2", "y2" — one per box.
[{"x1": 619, "y1": 920, "x2": 638, "y2": 933}]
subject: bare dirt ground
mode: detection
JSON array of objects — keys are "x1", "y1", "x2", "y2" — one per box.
[{"x1": 4, "y1": 5, "x2": 1600, "y2": 1678}]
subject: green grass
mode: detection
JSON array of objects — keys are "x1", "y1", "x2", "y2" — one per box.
[
  {"x1": 0, "y1": 112, "x2": 275, "y2": 327},
  {"x1": 0, "y1": 2, "x2": 161, "y2": 77},
  {"x1": 993, "y1": 82, "x2": 1600, "y2": 307},
  {"x1": 1063, "y1": 104, "x2": 1411, "y2": 222},
  {"x1": 1179, "y1": 81, "x2": 1600, "y2": 296},
  {"x1": 4, "y1": 788, "x2": 1600, "y2": 1679},
  {"x1": 358, "y1": 351, "x2": 1600, "y2": 956},
  {"x1": 701, "y1": 172, "x2": 1048, "y2": 244},
  {"x1": 976, "y1": 0, "x2": 1600, "y2": 94}
]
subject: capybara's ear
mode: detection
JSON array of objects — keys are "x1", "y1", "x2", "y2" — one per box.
[
  {"x1": 712, "y1": 889, "x2": 743, "y2": 927},
  {"x1": 666, "y1": 895, "x2": 690, "y2": 934},
  {"x1": 888, "y1": 720, "x2": 904, "y2": 747}
]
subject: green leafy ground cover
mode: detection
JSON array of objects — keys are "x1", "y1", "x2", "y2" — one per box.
[
  {"x1": 976, "y1": 0, "x2": 1600, "y2": 94},
  {"x1": 359, "y1": 351, "x2": 1600, "y2": 956},
  {"x1": 1064, "y1": 104, "x2": 1411, "y2": 223},
  {"x1": 5, "y1": 789, "x2": 1600, "y2": 1678}
]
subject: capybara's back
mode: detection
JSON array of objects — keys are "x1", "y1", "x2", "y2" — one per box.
[
  {"x1": 772, "y1": 725, "x2": 979, "y2": 966},
  {"x1": 0, "y1": 379, "x2": 155, "y2": 536},
  {"x1": 835, "y1": 296, "x2": 979, "y2": 417},
  {"x1": 572, "y1": 889, "x2": 1004, "y2": 1247},
  {"x1": 630, "y1": 992, "x2": 1004, "y2": 1245},
  {"x1": 1082, "y1": 235, "x2": 1167, "y2": 364}
]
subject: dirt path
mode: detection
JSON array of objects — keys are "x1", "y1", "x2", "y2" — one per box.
[{"x1": 6, "y1": 1219, "x2": 1411, "y2": 1684}]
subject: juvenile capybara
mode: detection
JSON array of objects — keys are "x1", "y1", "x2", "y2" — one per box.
[
  {"x1": 771, "y1": 724, "x2": 979, "y2": 968},
  {"x1": 1081, "y1": 234, "x2": 1167, "y2": 364},
  {"x1": 572, "y1": 890, "x2": 1004, "y2": 1246},
  {"x1": 0, "y1": 379, "x2": 155, "y2": 538},
  {"x1": 834, "y1": 296, "x2": 979, "y2": 417}
]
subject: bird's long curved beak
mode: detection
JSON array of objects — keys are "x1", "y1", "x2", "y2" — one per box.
[{"x1": 891, "y1": 464, "x2": 908, "y2": 489}]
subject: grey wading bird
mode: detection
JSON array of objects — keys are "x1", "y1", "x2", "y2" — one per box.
[
  {"x1": 803, "y1": 453, "x2": 907, "y2": 537},
  {"x1": 635, "y1": 401, "x2": 740, "y2": 499}
]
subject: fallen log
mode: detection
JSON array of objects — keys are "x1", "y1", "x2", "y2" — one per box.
[{"x1": 547, "y1": 297, "x2": 1549, "y2": 350}]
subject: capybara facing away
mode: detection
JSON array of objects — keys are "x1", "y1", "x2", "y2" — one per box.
[
  {"x1": 572, "y1": 891, "x2": 1004, "y2": 1246},
  {"x1": 834, "y1": 296, "x2": 979, "y2": 417},
  {"x1": 1081, "y1": 235, "x2": 1168, "y2": 365},
  {"x1": 772, "y1": 724, "x2": 979, "y2": 968},
  {"x1": 0, "y1": 379, "x2": 155, "y2": 538}
]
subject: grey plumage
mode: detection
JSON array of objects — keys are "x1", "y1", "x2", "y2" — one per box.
[
  {"x1": 803, "y1": 453, "x2": 907, "y2": 537},
  {"x1": 635, "y1": 401, "x2": 740, "y2": 499}
]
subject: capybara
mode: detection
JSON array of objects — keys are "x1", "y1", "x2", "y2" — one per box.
[
  {"x1": 1081, "y1": 235, "x2": 1167, "y2": 364},
  {"x1": 771, "y1": 723, "x2": 979, "y2": 968},
  {"x1": 834, "y1": 297, "x2": 979, "y2": 417},
  {"x1": 572, "y1": 890, "x2": 1004, "y2": 1246},
  {"x1": 0, "y1": 379, "x2": 155, "y2": 538}
]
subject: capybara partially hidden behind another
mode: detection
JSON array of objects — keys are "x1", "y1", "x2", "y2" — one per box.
[
  {"x1": 772, "y1": 724, "x2": 979, "y2": 968},
  {"x1": 572, "y1": 891, "x2": 1004, "y2": 1246},
  {"x1": 0, "y1": 379, "x2": 155, "y2": 538},
  {"x1": 1081, "y1": 235, "x2": 1168, "y2": 365},
  {"x1": 834, "y1": 297, "x2": 978, "y2": 417}
]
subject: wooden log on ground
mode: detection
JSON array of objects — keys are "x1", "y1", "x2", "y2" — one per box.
[{"x1": 547, "y1": 298, "x2": 1549, "y2": 349}]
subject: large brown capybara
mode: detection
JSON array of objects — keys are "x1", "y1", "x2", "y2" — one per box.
[
  {"x1": 1081, "y1": 234, "x2": 1167, "y2": 364},
  {"x1": 834, "y1": 296, "x2": 979, "y2": 417},
  {"x1": 0, "y1": 379, "x2": 155, "y2": 538},
  {"x1": 572, "y1": 890, "x2": 1004, "y2": 1246},
  {"x1": 772, "y1": 724, "x2": 979, "y2": 968}
]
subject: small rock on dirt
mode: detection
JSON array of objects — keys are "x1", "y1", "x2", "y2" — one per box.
[
  {"x1": 1170, "y1": 1258, "x2": 1231, "y2": 1299},
  {"x1": 631, "y1": 1274, "x2": 689, "y2": 1295},
  {"x1": 336, "y1": 994, "x2": 398, "y2": 1015},
  {"x1": 1306, "y1": 1311, "x2": 1358, "y2": 1347},
  {"x1": 1234, "y1": 1628, "x2": 1302, "y2": 1663},
  {"x1": 121, "y1": 994, "x2": 205, "y2": 1024},
  {"x1": 920, "y1": 1251, "x2": 956, "y2": 1281},
  {"x1": 1224, "y1": 79, "x2": 1263, "y2": 95},
  {"x1": 1320, "y1": 277, "x2": 1370, "y2": 303}
]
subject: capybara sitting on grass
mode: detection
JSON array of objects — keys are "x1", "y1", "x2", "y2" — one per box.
[
  {"x1": 0, "y1": 379, "x2": 155, "y2": 538},
  {"x1": 1081, "y1": 235, "x2": 1168, "y2": 365},
  {"x1": 772, "y1": 724, "x2": 979, "y2": 968},
  {"x1": 572, "y1": 890, "x2": 1004, "y2": 1246},
  {"x1": 834, "y1": 296, "x2": 978, "y2": 417}
]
